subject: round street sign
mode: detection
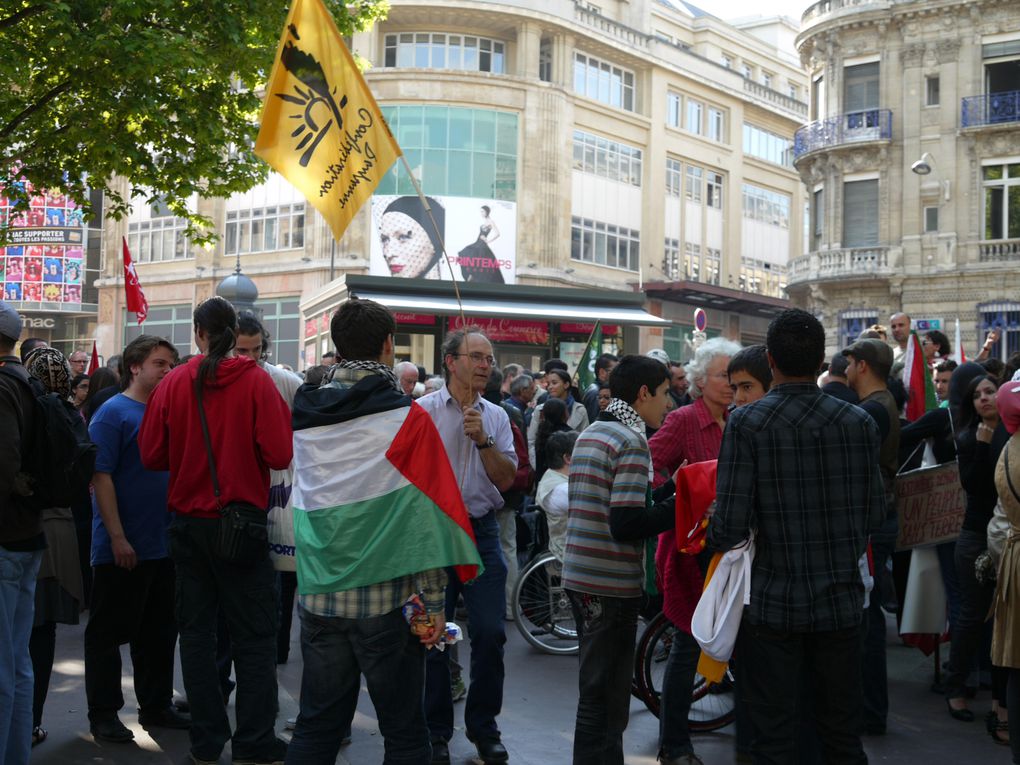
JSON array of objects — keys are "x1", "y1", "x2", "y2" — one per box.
[{"x1": 694, "y1": 308, "x2": 707, "y2": 332}]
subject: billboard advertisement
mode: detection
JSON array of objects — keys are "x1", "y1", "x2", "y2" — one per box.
[
  {"x1": 1, "y1": 186, "x2": 86, "y2": 306},
  {"x1": 369, "y1": 195, "x2": 516, "y2": 284}
]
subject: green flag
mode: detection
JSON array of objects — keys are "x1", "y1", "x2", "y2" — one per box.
[{"x1": 575, "y1": 321, "x2": 603, "y2": 393}]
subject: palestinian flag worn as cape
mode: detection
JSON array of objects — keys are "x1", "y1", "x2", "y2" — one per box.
[{"x1": 291, "y1": 373, "x2": 482, "y2": 594}]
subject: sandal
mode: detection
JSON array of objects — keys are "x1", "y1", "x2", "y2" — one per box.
[
  {"x1": 990, "y1": 718, "x2": 1010, "y2": 746},
  {"x1": 31, "y1": 726, "x2": 47, "y2": 746}
]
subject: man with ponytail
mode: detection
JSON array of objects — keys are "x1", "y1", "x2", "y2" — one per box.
[{"x1": 139, "y1": 296, "x2": 293, "y2": 765}]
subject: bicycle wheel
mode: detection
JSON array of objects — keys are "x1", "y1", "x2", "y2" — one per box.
[
  {"x1": 637, "y1": 613, "x2": 736, "y2": 732},
  {"x1": 511, "y1": 551, "x2": 579, "y2": 655}
]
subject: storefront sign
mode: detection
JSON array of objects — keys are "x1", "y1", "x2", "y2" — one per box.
[
  {"x1": 394, "y1": 312, "x2": 435, "y2": 326},
  {"x1": 895, "y1": 462, "x2": 965, "y2": 550},
  {"x1": 6, "y1": 228, "x2": 84, "y2": 245},
  {"x1": 23, "y1": 316, "x2": 56, "y2": 329},
  {"x1": 913, "y1": 318, "x2": 942, "y2": 331},
  {"x1": 559, "y1": 322, "x2": 619, "y2": 335},
  {"x1": 449, "y1": 316, "x2": 549, "y2": 345}
]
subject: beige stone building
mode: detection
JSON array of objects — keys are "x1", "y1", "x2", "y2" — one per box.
[
  {"x1": 787, "y1": 0, "x2": 1020, "y2": 360},
  {"x1": 93, "y1": 0, "x2": 808, "y2": 371}
]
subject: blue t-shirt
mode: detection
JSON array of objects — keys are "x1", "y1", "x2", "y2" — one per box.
[{"x1": 88, "y1": 393, "x2": 171, "y2": 565}]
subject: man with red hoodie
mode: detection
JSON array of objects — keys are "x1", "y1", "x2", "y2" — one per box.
[{"x1": 139, "y1": 297, "x2": 293, "y2": 765}]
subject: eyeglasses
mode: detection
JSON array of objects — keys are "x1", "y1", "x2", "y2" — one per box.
[{"x1": 451, "y1": 352, "x2": 496, "y2": 367}]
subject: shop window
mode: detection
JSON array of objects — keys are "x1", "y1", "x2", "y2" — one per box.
[{"x1": 839, "y1": 309, "x2": 878, "y2": 348}]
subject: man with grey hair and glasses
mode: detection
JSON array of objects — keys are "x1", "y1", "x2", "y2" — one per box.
[{"x1": 417, "y1": 328, "x2": 517, "y2": 765}]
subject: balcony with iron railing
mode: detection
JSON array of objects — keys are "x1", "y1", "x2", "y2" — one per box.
[
  {"x1": 793, "y1": 109, "x2": 893, "y2": 160},
  {"x1": 961, "y1": 91, "x2": 1020, "y2": 129},
  {"x1": 787, "y1": 246, "x2": 893, "y2": 285}
]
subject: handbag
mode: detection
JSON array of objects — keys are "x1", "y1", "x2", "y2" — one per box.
[{"x1": 196, "y1": 378, "x2": 269, "y2": 566}]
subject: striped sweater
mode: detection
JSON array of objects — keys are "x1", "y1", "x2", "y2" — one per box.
[{"x1": 562, "y1": 418, "x2": 651, "y2": 598}]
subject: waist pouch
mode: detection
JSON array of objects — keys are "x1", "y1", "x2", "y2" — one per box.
[{"x1": 216, "y1": 503, "x2": 268, "y2": 566}]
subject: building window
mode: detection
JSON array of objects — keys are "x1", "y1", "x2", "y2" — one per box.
[
  {"x1": 762, "y1": 72, "x2": 773, "y2": 89},
  {"x1": 742, "y1": 123, "x2": 793, "y2": 167},
  {"x1": 663, "y1": 237, "x2": 681, "y2": 279},
  {"x1": 742, "y1": 64, "x2": 753, "y2": 79},
  {"x1": 812, "y1": 187, "x2": 824, "y2": 251},
  {"x1": 843, "y1": 179, "x2": 880, "y2": 247},
  {"x1": 707, "y1": 172, "x2": 723, "y2": 209},
  {"x1": 844, "y1": 61, "x2": 880, "y2": 114},
  {"x1": 982, "y1": 163, "x2": 1020, "y2": 240},
  {"x1": 686, "y1": 99, "x2": 704, "y2": 135},
  {"x1": 667, "y1": 92, "x2": 682, "y2": 128},
  {"x1": 742, "y1": 184, "x2": 791, "y2": 229},
  {"x1": 839, "y1": 309, "x2": 878, "y2": 349},
  {"x1": 721, "y1": 55, "x2": 733, "y2": 69},
  {"x1": 127, "y1": 217, "x2": 191, "y2": 262},
  {"x1": 925, "y1": 75, "x2": 940, "y2": 106},
  {"x1": 665, "y1": 157, "x2": 683, "y2": 197},
  {"x1": 703, "y1": 248, "x2": 721, "y2": 285},
  {"x1": 740, "y1": 258, "x2": 785, "y2": 298},
  {"x1": 572, "y1": 130, "x2": 642, "y2": 187},
  {"x1": 573, "y1": 52, "x2": 635, "y2": 111},
  {"x1": 789, "y1": 84, "x2": 799, "y2": 100},
  {"x1": 539, "y1": 39, "x2": 552, "y2": 82},
  {"x1": 685, "y1": 165, "x2": 703, "y2": 202},
  {"x1": 924, "y1": 206, "x2": 939, "y2": 233},
  {"x1": 708, "y1": 107, "x2": 725, "y2": 142},
  {"x1": 256, "y1": 297, "x2": 301, "y2": 370},
  {"x1": 383, "y1": 33, "x2": 505, "y2": 73},
  {"x1": 979, "y1": 301, "x2": 1020, "y2": 361},
  {"x1": 124, "y1": 304, "x2": 194, "y2": 356},
  {"x1": 684, "y1": 242, "x2": 701, "y2": 281},
  {"x1": 571, "y1": 216, "x2": 640, "y2": 271},
  {"x1": 378, "y1": 106, "x2": 518, "y2": 200},
  {"x1": 224, "y1": 204, "x2": 305, "y2": 256},
  {"x1": 983, "y1": 41, "x2": 1020, "y2": 96}
]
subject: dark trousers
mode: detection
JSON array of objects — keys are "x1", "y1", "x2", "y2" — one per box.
[
  {"x1": 286, "y1": 606, "x2": 429, "y2": 765},
  {"x1": 425, "y1": 512, "x2": 507, "y2": 743},
  {"x1": 658, "y1": 623, "x2": 701, "y2": 758},
  {"x1": 168, "y1": 516, "x2": 279, "y2": 761},
  {"x1": 861, "y1": 514, "x2": 896, "y2": 731},
  {"x1": 945, "y1": 529, "x2": 995, "y2": 700},
  {"x1": 29, "y1": 622, "x2": 55, "y2": 728},
  {"x1": 1008, "y1": 668, "x2": 1020, "y2": 764},
  {"x1": 566, "y1": 590, "x2": 641, "y2": 765},
  {"x1": 84, "y1": 558, "x2": 178, "y2": 722},
  {"x1": 278, "y1": 571, "x2": 298, "y2": 663},
  {"x1": 738, "y1": 620, "x2": 867, "y2": 765}
]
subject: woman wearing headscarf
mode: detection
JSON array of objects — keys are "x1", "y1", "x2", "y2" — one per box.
[
  {"x1": 992, "y1": 382, "x2": 1020, "y2": 760},
  {"x1": 22, "y1": 348, "x2": 84, "y2": 748}
]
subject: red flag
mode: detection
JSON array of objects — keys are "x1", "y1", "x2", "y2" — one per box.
[
  {"x1": 903, "y1": 331, "x2": 937, "y2": 422},
  {"x1": 122, "y1": 237, "x2": 148, "y2": 325},
  {"x1": 87, "y1": 341, "x2": 99, "y2": 375}
]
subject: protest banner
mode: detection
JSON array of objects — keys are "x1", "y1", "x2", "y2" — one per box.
[{"x1": 895, "y1": 461, "x2": 965, "y2": 550}]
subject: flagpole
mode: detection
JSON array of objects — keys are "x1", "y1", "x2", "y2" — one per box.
[{"x1": 396, "y1": 154, "x2": 466, "y2": 324}]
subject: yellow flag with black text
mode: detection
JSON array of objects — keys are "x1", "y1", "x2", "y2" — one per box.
[{"x1": 254, "y1": 0, "x2": 401, "y2": 242}]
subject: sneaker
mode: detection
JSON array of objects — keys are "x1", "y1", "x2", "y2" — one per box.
[
  {"x1": 451, "y1": 676, "x2": 467, "y2": 702},
  {"x1": 232, "y1": 737, "x2": 288, "y2": 765},
  {"x1": 284, "y1": 716, "x2": 297, "y2": 731},
  {"x1": 190, "y1": 754, "x2": 220, "y2": 765}
]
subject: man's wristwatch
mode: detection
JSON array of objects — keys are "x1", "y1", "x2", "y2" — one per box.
[{"x1": 476, "y1": 435, "x2": 495, "y2": 450}]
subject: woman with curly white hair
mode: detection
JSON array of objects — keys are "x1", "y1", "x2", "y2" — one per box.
[{"x1": 648, "y1": 335, "x2": 742, "y2": 764}]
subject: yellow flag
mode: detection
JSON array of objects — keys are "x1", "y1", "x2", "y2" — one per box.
[{"x1": 254, "y1": 0, "x2": 401, "y2": 243}]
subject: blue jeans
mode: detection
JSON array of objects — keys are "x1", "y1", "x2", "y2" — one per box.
[
  {"x1": 287, "y1": 606, "x2": 429, "y2": 764},
  {"x1": 658, "y1": 624, "x2": 701, "y2": 758},
  {"x1": 168, "y1": 516, "x2": 280, "y2": 761},
  {"x1": 0, "y1": 547, "x2": 42, "y2": 765},
  {"x1": 425, "y1": 512, "x2": 507, "y2": 742}
]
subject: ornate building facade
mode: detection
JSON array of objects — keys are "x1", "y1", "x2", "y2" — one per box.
[{"x1": 787, "y1": 0, "x2": 1020, "y2": 358}]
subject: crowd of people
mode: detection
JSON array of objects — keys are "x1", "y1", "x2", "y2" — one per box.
[{"x1": 2, "y1": 295, "x2": 1020, "y2": 765}]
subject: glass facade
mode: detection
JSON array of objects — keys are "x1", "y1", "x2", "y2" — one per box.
[
  {"x1": 224, "y1": 203, "x2": 305, "y2": 256},
  {"x1": 742, "y1": 184, "x2": 791, "y2": 229},
  {"x1": 742, "y1": 123, "x2": 794, "y2": 167},
  {"x1": 127, "y1": 216, "x2": 191, "y2": 262},
  {"x1": 256, "y1": 296, "x2": 302, "y2": 370},
  {"x1": 376, "y1": 106, "x2": 518, "y2": 200},
  {"x1": 573, "y1": 52, "x2": 635, "y2": 112},
  {"x1": 383, "y1": 33, "x2": 505, "y2": 73},
  {"x1": 570, "y1": 216, "x2": 640, "y2": 271},
  {"x1": 124, "y1": 304, "x2": 194, "y2": 356}
]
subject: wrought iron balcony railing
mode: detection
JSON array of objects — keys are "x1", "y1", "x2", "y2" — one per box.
[
  {"x1": 793, "y1": 109, "x2": 892, "y2": 159},
  {"x1": 961, "y1": 91, "x2": 1020, "y2": 128}
]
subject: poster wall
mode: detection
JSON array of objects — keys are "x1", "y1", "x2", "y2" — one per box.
[
  {"x1": 1, "y1": 185, "x2": 86, "y2": 306},
  {"x1": 369, "y1": 195, "x2": 516, "y2": 284}
]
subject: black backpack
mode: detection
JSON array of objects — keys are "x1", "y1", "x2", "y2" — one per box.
[{"x1": 0, "y1": 367, "x2": 97, "y2": 510}]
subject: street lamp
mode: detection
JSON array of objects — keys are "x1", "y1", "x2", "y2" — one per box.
[{"x1": 911, "y1": 151, "x2": 950, "y2": 201}]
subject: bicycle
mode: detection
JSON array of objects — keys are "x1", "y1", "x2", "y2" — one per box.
[{"x1": 632, "y1": 611, "x2": 736, "y2": 732}]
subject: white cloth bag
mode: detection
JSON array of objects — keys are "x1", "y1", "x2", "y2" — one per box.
[{"x1": 691, "y1": 537, "x2": 754, "y2": 662}]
